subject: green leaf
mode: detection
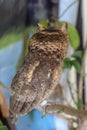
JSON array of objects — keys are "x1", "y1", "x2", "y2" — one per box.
[
  {"x1": 63, "y1": 58, "x2": 73, "y2": 69},
  {"x1": 0, "y1": 126, "x2": 8, "y2": 130},
  {"x1": 63, "y1": 58, "x2": 81, "y2": 73},
  {"x1": 77, "y1": 98, "x2": 83, "y2": 109},
  {"x1": 0, "y1": 26, "x2": 36, "y2": 50},
  {"x1": 0, "y1": 121, "x2": 3, "y2": 126},
  {"x1": 0, "y1": 121, "x2": 8, "y2": 130},
  {"x1": 39, "y1": 20, "x2": 48, "y2": 28},
  {"x1": 71, "y1": 60, "x2": 81, "y2": 73},
  {"x1": 59, "y1": 21, "x2": 80, "y2": 50},
  {"x1": 67, "y1": 23, "x2": 80, "y2": 50},
  {"x1": 0, "y1": 31, "x2": 23, "y2": 50},
  {"x1": 72, "y1": 50, "x2": 83, "y2": 58},
  {"x1": 73, "y1": 128, "x2": 77, "y2": 130}
]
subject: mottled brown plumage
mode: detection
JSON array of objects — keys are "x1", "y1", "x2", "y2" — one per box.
[{"x1": 9, "y1": 24, "x2": 69, "y2": 123}]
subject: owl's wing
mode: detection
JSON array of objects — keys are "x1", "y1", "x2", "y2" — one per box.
[
  {"x1": 25, "y1": 63, "x2": 61, "y2": 111},
  {"x1": 9, "y1": 54, "x2": 40, "y2": 122},
  {"x1": 11, "y1": 54, "x2": 40, "y2": 94}
]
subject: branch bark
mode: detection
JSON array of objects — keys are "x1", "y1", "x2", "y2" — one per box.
[
  {"x1": 78, "y1": 40, "x2": 87, "y2": 101},
  {"x1": 45, "y1": 104, "x2": 87, "y2": 119}
]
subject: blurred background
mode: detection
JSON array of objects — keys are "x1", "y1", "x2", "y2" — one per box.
[{"x1": 0, "y1": 0, "x2": 87, "y2": 130}]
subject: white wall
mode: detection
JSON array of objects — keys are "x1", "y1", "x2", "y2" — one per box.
[
  {"x1": 54, "y1": 1, "x2": 79, "y2": 130},
  {"x1": 82, "y1": 0, "x2": 87, "y2": 102},
  {"x1": 59, "y1": 0, "x2": 79, "y2": 105}
]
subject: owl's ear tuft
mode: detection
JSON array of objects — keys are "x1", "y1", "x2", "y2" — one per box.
[
  {"x1": 37, "y1": 24, "x2": 44, "y2": 32},
  {"x1": 61, "y1": 23, "x2": 67, "y2": 33}
]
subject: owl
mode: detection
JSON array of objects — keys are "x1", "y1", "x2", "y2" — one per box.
[{"x1": 9, "y1": 23, "x2": 69, "y2": 123}]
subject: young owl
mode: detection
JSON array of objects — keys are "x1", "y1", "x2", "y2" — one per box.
[{"x1": 9, "y1": 23, "x2": 69, "y2": 123}]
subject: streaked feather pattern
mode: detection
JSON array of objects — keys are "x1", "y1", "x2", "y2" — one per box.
[{"x1": 9, "y1": 24, "x2": 69, "y2": 123}]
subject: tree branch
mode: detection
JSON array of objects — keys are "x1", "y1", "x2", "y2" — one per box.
[
  {"x1": 78, "y1": 40, "x2": 87, "y2": 101},
  {"x1": 0, "y1": 82, "x2": 14, "y2": 95},
  {"x1": 67, "y1": 79, "x2": 77, "y2": 105},
  {"x1": 45, "y1": 104, "x2": 87, "y2": 119}
]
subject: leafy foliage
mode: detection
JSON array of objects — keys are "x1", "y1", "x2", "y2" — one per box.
[
  {"x1": 63, "y1": 58, "x2": 81, "y2": 73},
  {"x1": 77, "y1": 98, "x2": 83, "y2": 109},
  {"x1": 63, "y1": 50, "x2": 82, "y2": 73},
  {"x1": 0, "y1": 29, "x2": 23, "y2": 49},
  {"x1": 39, "y1": 20, "x2": 48, "y2": 28},
  {"x1": 67, "y1": 23, "x2": 80, "y2": 50},
  {"x1": 60, "y1": 21, "x2": 80, "y2": 50},
  {"x1": 71, "y1": 50, "x2": 83, "y2": 58},
  {"x1": 0, "y1": 86, "x2": 9, "y2": 130},
  {"x1": 0, "y1": 121, "x2": 8, "y2": 130},
  {"x1": 0, "y1": 26, "x2": 36, "y2": 50}
]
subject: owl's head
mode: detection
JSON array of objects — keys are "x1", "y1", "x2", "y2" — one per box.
[
  {"x1": 37, "y1": 22, "x2": 67, "y2": 33},
  {"x1": 29, "y1": 23, "x2": 69, "y2": 62},
  {"x1": 30, "y1": 23, "x2": 69, "y2": 47}
]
